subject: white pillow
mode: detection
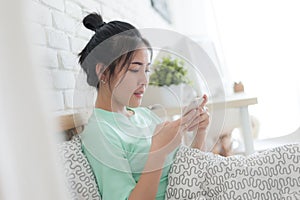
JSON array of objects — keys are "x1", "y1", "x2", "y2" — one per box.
[{"x1": 58, "y1": 135, "x2": 101, "y2": 200}]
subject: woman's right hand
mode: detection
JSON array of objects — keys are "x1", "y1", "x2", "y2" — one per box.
[{"x1": 150, "y1": 109, "x2": 199, "y2": 157}]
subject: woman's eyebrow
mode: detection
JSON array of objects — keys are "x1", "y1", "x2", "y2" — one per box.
[{"x1": 131, "y1": 61, "x2": 151, "y2": 66}]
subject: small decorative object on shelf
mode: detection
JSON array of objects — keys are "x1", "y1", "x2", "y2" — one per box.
[{"x1": 234, "y1": 81, "x2": 244, "y2": 93}]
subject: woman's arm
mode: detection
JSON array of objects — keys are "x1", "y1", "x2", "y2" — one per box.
[
  {"x1": 128, "y1": 145, "x2": 166, "y2": 200},
  {"x1": 190, "y1": 108, "x2": 210, "y2": 150},
  {"x1": 191, "y1": 130, "x2": 207, "y2": 150},
  {"x1": 129, "y1": 110, "x2": 198, "y2": 200}
]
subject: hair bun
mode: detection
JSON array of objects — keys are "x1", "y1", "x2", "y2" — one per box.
[{"x1": 83, "y1": 13, "x2": 105, "y2": 32}]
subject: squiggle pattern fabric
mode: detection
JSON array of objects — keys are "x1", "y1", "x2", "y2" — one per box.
[
  {"x1": 58, "y1": 136, "x2": 101, "y2": 200},
  {"x1": 166, "y1": 144, "x2": 300, "y2": 200}
]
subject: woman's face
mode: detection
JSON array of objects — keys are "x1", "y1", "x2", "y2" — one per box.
[{"x1": 110, "y1": 48, "x2": 151, "y2": 109}]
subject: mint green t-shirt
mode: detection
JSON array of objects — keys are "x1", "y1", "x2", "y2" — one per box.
[{"x1": 81, "y1": 107, "x2": 177, "y2": 200}]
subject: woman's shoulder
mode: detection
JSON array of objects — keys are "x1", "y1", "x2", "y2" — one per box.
[
  {"x1": 131, "y1": 107, "x2": 162, "y2": 122},
  {"x1": 81, "y1": 116, "x2": 123, "y2": 141},
  {"x1": 132, "y1": 106, "x2": 151, "y2": 114}
]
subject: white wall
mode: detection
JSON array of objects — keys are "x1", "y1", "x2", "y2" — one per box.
[
  {"x1": 169, "y1": 0, "x2": 232, "y2": 94},
  {"x1": 27, "y1": 0, "x2": 172, "y2": 115}
]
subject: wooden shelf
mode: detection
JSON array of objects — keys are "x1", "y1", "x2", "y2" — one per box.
[{"x1": 56, "y1": 111, "x2": 90, "y2": 131}]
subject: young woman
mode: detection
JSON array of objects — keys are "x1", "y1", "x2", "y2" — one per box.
[
  {"x1": 78, "y1": 13, "x2": 209, "y2": 200},
  {"x1": 78, "y1": 13, "x2": 300, "y2": 200}
]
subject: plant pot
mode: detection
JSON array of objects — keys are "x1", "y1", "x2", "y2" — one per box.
[{"x1": 141, "y1": 84, "x2": 197, "y2": 108}]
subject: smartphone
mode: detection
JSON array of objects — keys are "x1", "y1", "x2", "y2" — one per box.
[{"x1": 182, "y1": 97, "x2": 204, "y2": 116}]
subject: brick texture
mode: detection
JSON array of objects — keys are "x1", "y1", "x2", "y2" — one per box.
[{"x1": 28, "y1": 0, "x2": 171, "y2": 114}]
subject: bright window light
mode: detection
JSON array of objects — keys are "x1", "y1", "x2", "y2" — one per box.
[{"x1": 212, "y1": 0, "x2": 300, "y2": 139}]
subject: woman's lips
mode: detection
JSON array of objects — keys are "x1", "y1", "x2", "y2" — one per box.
[{"x1": 134, "y1": 92, "x2": 144, "y2": 98}]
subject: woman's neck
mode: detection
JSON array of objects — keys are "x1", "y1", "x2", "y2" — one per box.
[{"x1": 95, "y1": 92, "x2": 133, "y2": 117}]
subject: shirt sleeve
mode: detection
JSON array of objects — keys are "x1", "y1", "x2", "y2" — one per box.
[{"x1": 81, "y1": 121, "x2": 136, "y2": 200}]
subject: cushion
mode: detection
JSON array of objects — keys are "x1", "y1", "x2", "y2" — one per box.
[
  {"x1": 58, "y1": 135, "x2": 101, "y2": 200},
  {"x1": 166, "y1": 144, "x2": 300, "y2": 199}
]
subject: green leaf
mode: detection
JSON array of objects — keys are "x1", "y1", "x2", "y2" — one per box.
[{"x1": 149, "y1": 55, "x2": 191, "y2": 86}]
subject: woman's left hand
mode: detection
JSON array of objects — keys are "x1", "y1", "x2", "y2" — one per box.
[
  {"x1": 187, "y1": 106, "x2": 210, "y2": 133},
  {"x1": 188, "y1": 95, "x2": 210, "y2": 150},
  {"x1": 187, "y1": 94, "x2": 210, "y2": 133}
]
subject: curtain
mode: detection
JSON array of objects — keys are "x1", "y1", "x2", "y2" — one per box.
[{"x1": 0, "y1": 1, "x2": 70, "y2": 199}]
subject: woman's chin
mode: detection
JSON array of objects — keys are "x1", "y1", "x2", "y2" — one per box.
[{"x1": 129, "y1": 100, "x2": 142, "y2": 108}]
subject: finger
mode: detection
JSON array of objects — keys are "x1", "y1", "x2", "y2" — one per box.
[
  {"x1": 181, "y1": 108, "x2": 197, "y2": 124},
  {"x1": 175, "y1": 109, "x2": 197, "y2": 131},
  {"x1": 188, "y1": 119, "x2": 209, "y2": 132},
  {"x1": 198, "y1": 113, "x2": 209, "y2": 127},
  {"x1": 192, "y1": 111, "x2": 208, "y2": 124},
  {"x1": 200, "y1": 106, "x2": 209, "y2": 116},
  {"x1": 187, "y1": 113, "x2": 202, "y2": 129},
  {"x1": 199, "y1": 94, "x2": 208, "y2": 107},
  {"x1": 198, "y1": 106, "x2": 209, "y2": 117},
  {"x1": 188, "y1": 112, "x2": 208, "y2": 131},
  {"x1": 198, "y1": 117, "x2": 210, "y2": 130},
  {"x1": 182, "y1": 108, "x2": 206, "y2": 132},
  {"x1": 188, "y1": 124, "x2": 199, "y2": 132},
  {"x1": 189, "y1": 112, "x2": 210, "y2": 132}
]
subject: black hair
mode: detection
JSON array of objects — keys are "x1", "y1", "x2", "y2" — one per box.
[{"x1": 78, "y1": 13, "x2": 152, "y2": 89}]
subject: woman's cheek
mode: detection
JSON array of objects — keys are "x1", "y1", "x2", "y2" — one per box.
[{"x1": 114, "y1": 75, "x2": 137, "y2": 100}]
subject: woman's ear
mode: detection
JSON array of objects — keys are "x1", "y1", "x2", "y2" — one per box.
[
  {"x1": 96, "y1": 63, "x2": 109, "y2": 86},
  {"x1": 96, "y1": 63, "x2": 107, "y2": 80}
]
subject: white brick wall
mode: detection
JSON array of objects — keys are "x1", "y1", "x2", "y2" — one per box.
[
  {"x1": 52, "y1": 71, "x2": 75, "y2": 89},
  {"x1": 34, "y1": 46, "x2": 59, "y2": 68},
  {"x1": 46, "y1": 28, "x2": 70, "y2": 50},
  {"x1": 65, "y1": 1, "x2": 82, "y2": 20},
  {"x1": 58, "y1": 51, "x2": 77, "y2": 70},
  {"x1": 69, "y1": 36, "x2": 86, "y2": 53},
  {"x1": 28, "y1": 0, "x2": 171, "y2": 114},
  {"x1": 52, "y1": 11, "x2": 76, "y2": 34},
  {"x1": 41, "y1": 0, "x2": 65, "y2": 11}
]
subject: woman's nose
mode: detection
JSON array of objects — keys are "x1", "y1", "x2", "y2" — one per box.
[{"x1": 139, "y1": 71, "x2": 149, "y2": 86}]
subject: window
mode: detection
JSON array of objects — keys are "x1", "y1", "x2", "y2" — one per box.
[{"x1": 212, "y1": 0, "x2": 300, "y2": 139}]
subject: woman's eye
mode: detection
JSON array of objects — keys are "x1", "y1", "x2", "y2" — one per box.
[
  {"x1": 129, "y1": 69, "x2": 139, "y2": 73},
  {"x1": 128, "y1": 68, "x2": 151, "y2": 73}
]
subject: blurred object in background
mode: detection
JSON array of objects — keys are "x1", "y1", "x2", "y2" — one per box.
[
  {"x1": 212, "y1": 131, "x2": 233, "y2": 157},
  {"x1": 212, "y1": 114, "x2": 260, "y2": 156},
  {"x1": 234, "y1": 81, "x2": 244, "y2": 93}
]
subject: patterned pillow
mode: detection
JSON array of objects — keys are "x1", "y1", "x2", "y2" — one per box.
[
  {"x1": 166, "y1": 144, "x2": 300, "y2": 199},
  {"x1": 58, "y1": 135, "x2": 101, "y2": 200}
]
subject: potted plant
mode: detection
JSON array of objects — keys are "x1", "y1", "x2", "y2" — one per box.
[
  {"x1": 149, "y1": 56, "x2": 191, "y2": 87},
  {"x1": 142, "y1": 56, "x2": 196, "y2": 108}
]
